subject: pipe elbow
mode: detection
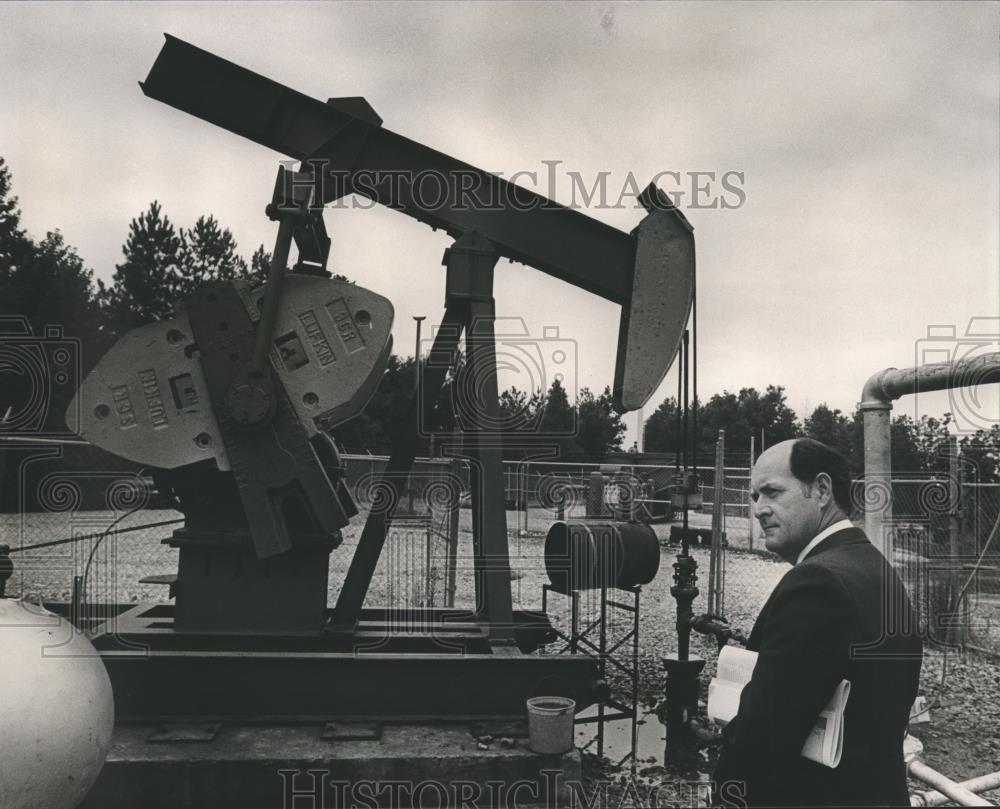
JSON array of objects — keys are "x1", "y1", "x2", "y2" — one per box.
[{"x1": 860, "y1": 367, "x2": 895, "y2": 411}]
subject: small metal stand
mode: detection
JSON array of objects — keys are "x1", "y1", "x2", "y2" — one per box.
[{"x1": 542, "y1": 582, "x2": 641, "y2": 772}]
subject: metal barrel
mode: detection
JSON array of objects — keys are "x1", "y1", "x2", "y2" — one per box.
[{"x1": 544, "y1": 521, "x2": 660, "y2": 594}]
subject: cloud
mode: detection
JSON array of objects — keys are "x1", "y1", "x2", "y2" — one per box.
[{"x1": 0, "y1": 1, "x2": 995, "y2": 437}]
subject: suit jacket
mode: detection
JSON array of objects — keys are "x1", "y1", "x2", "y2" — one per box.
[{"x1": 712, "y1": 527, "x2": 923, "y2": 808}]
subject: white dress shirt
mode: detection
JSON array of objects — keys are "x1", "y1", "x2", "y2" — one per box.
[{"x1": 796, "y1": 518, "x2": 855, "y2": 565}]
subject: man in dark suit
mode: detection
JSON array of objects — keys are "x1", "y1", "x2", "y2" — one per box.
[{"x1": 713, "y1": 437, "x2": 923, "y2": 808}]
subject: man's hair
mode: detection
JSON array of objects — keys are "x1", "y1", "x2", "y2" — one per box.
[{"x1": 789, "y1": 437, "x2": 853, "y2": 513}]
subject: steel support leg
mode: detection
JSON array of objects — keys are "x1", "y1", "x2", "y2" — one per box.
[
  {"x1": 332, "y1": 307, "x2": 464, "y2": 631},
  {"x1": 449, "y1": 232, "x2": 515, "y2": 644}
]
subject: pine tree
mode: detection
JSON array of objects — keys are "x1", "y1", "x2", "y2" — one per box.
[
  {"x1": 14, "y1": 231, "x2": 98, "y2": 336},
  {"x1": 0, "y1": 159, "x2": 99, "y2": 339},
  {"x1": 643, "y1": 396, "x2": 680, "y2": 453},
  {"x1": 576, "y1": 386, "x2": 626, "y2": 459},
  {"x1": 804, "y1": 403, "x2": 860, "y2": 473},
  {"x1": 97, "y1": 201, "x2": 182, "y2": 334},
  {"x1": 178, "y1": 215, "x2": 249, "y2": 293},
  {"x1": 248, "y1": 244, "x2": 272, "y2": 287},
  {"x1": 0, "y1": 156, "x2": 31, "y2": 277},
  {"x1": 0, "y1": 159, "x2": 103, "y2": 439},
  {"x1": 497, "y1": 386, "x2": 543, "y2": 431},
  {"x1": 539, "y1": 377, "x2": 575, "y2": 436}
]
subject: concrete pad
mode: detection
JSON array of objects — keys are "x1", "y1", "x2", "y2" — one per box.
[{"x1": 79, "y1": 723, "x2": 583, "y2": 808}]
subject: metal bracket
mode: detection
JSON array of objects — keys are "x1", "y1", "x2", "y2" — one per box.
[{"x1": 186, "y1": 282, "x2": 350, "y2": 557}]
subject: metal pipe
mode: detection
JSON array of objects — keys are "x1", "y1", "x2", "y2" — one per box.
[
  {"x1": 251, "y1": 216, "x2": 295, "y2": 374},
  {"x1": 911, "y1": 770, "x2": 1000, "y2": 806},
  {"x1": 862, "y1": 353, "x2": 1000, "y2": 406},
  {"x1": 860, "y1": 352, "x2": 1000, "y2": 559},
  {"x1": 908, "y1": 760, "x2": 994, "y2": 806}
]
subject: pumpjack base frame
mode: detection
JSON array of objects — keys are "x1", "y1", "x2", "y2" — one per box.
[
  {"x1": 79, "y1": 722, "x2": 582, "y2": 809},
  {"x1": 83, "y1": 602, "x2": 603, "y2": 721}
]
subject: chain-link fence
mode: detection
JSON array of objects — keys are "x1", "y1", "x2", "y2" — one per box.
[
  {"x1": 0, "y1": 444, "x2": 465, "y2": 612},
  {"x1": 707, "y1": 474, "x2": 1000, "y2": 655},
  {"x1": 506, "y1": 460, "x2": 756, "y2": 543},
  {"x1": 4, "y1": 440, "x2": 998, "y2": 655},
  {"x1": 885, "y1": 478, "x2": 1000, "y2": 656}
]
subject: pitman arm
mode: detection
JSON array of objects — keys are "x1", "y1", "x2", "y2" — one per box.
[{"x1": 140, "y1": 34, "x2": 695, "y2": 411}]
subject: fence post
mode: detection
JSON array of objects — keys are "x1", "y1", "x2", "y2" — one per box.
[
  {"x1": 447, "y1": 458, "x2": 461, "y2": 608},
  {"x1": 521, "y1": 463, "x2": 529, "y2": 536},
  {"x1": 708, "y1": 430, "x2": 725, "y2": 615},
  {"x1": 587, "y1": 471, "x2": 604, "y2": 518},
  {"x1": 948, "y1": 437, "x2": 969, "y2": 649},
  {"x1": 747, "y1": 436, "x2": 755, "y2": 549}
]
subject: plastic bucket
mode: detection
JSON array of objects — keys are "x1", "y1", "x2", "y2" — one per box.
[{"x1": 526, "y1": 696, "x2": 576, "y2": 754}]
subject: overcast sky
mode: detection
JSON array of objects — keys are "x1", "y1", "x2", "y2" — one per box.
[{"x1": 1, "y1": 1, "x2": 997, "y2": 448}]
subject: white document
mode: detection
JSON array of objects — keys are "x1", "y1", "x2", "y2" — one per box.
[{"x1": 707, "y1": 646, "x2": 851, "y2": 769}]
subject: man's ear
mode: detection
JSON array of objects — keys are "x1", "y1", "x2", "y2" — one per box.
[{"x1": 814, "y1": 472, "x2": 834, "y2": 508}]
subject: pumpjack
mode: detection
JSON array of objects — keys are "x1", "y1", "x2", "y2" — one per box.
[{"x1": 64, "y1": 34, "x2": 694, "y2": 803}]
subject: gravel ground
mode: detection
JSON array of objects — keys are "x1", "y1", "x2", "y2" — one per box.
[{"x1": 5, "y1": 507, "x2": 999, "y2": 803}]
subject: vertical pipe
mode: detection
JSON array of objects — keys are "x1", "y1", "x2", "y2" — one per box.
[
  {"x1": 631, "y1": 585, "x2": 640, "y2": 774},
  {"x1": 675, "y1": 361, "x2": 682, "y2": 475},
  {"x1": 681, "y1": 330, "x2": 690, "y2": 552},
  {"x1": 692, "y1": 287, "x2": 698, "y2": 475},
  {"x1": 861, "y1": 401, "x2": 893, "y2": 559}
]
